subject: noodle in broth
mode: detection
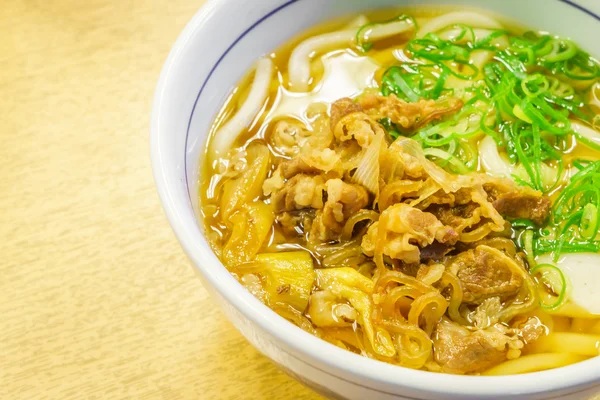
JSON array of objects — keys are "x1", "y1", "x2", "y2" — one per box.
[{"x1": 200, "y1": 7, "x2": 600, "y2": 375}]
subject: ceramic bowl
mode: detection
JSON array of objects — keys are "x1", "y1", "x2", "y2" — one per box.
[{"x1": 150, "y1": 1, "x2": 600, "y2": 398}]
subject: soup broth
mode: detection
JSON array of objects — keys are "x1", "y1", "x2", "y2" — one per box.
[{"x1": 200, "y1": 7, "x2": 600, "y2": 375}]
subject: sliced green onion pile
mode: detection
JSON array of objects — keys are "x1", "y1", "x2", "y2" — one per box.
[
  {"x1": 535, "y1": 161, "x2": 600, "y2": 258},
  {"x1": 364, "y1": 18, "x2": 599, "y2": 191}
]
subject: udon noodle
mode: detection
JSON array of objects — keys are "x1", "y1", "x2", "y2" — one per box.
[{"x1": 201, "y1": 7, "x2": 600, "y2": 375}]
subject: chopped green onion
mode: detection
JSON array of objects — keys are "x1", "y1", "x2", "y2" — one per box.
[
  {"x1": 542, "y1": 39, "x2": 578, "y2": 63},
  {"x1": 381, "y1": 66, "x2": 421, "y2": 102},
  {"x1": 511, "y1": 219, "x2": 536, "y2": 229},
  {"x1": 378, "y1": 117, "x2": 401, "y2": 140},
  {"x1": 521, "y1": 74, "x2": 549, "y2": 97},
  {"x1": 474, "y1": 29, "x2": 509, "y2": 49},
  {"x1": 563, "y1": 52, "x2": 600, "y2": 80},
  {"x1": 495, "y1": 50, "x2": 528, "y2": 80},
  {"x1": 423, "y1": 147, "x2": 470, "y2": 174},
  {"x1": 546, "y1": 161, "x2": 600, "y2": 257},
  {"x1": 377, "y1": 22, "x2": 600, "y2": 215},
  {"x1": 529, "y1": 263, "x2": 567, "y2": 310},
  {"x1": 522, "y1": 230, "x2": 536, "y2": 266},
  {"x1": 548, "y1": 77, "x2": 575, "y2": 98},
  {"x1": 535, "y1": 239, "x2": 600, "y2": 254},
  {"x1": 580, "y1": 203, "x2": 599, "y2": 240},
  {"x1": 513, "y1": 104, "x2": 532, "y2": 123}
]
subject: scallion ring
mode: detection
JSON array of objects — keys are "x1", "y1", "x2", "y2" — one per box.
[{"x1": 529, "y1": 263, "x2": 568, "y2": 310}]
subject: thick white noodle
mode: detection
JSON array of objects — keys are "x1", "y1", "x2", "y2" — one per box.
[
  {"x1": 288, "y1": 30, "x2": 356, "y2": 92},
  {"x1": 210, "y1": 57, "x2": 273, "y2": 161},
  {"x1": 418, "y1": 11, "x2": 503, "y2": 38},
  {"x1": 572, "y1": 120, "x2": 600, "y2": 148},
  {"x1": 479, "y1": 135, "x2": 567, "y2": 188},
  {"x1": 345, "y1": 14, "x2": 369, "y2": 29},
  {"x1": 360, "y1": 19, "x2": 414, "y2": 43},
  {"x1": 288, "y1": 19, "x2": 413, "y2": 92}
]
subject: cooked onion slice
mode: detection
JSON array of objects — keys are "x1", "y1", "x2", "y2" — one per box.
[{"x1": 352, "y1": 133, "x2": 383, "y2": 194}]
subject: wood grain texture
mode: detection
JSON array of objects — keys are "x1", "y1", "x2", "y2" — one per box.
[{"x1": 0, "y1": 1, "x2": 321, "y2": 399}]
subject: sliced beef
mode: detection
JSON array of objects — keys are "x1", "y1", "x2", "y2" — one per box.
[
  {"x1": 427, "y1": 203, "x2": 479, "y2": 230},
  {"x1": 433, "y1": 319, "x2": 510, "y2": 374},
  {"x1": 358, "y1": 93, "x2": 463, "y2": 130},
  {"x1": 492, "y1": 191, "x2": 551, "y2": 225},
  {"x1": 483, "y1": 181, "x2": 551, "y2": 225},
  {"x1": 362, "y1": 203, "x2": 458, "y2": 264},
  {"x1": 456, "y1": 237, "x2": 518, "y2": 258},
  {"x1": 447, "y1": 245, "x2": 523, "y2": 304},
  {"x1": 275, "y1": 210, "x2": 315, "y2": 238},
  {"x1": 272, "y1": 174, "x2": 326, "y2": 212},
  {"x1": 420, "y1": 241, "x2": 453, "y2": 262},
  {"x1": 280, "y1": 158, "x2": 322, "y2": 179},
  {"x1": 329, "y1": 97, "x2": 363, "y2": 132},
  {"x1": 309, "y1": 180, "x2": 369, "y2": 242},
  {"x1": 322, "y1": 179, "x2": 369, "y2": 232},
  {"x1": 272, "y1": 175, "x2": 369, "y2": 241}
]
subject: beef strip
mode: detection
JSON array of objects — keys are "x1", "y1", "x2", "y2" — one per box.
[
  {"x1": 447, "y1": 245, "x2": 523, "y2": 304},
  {"x1": 272, "y1": 174, "x2": 326, "y2": 212},
  {"x1": 433, "y1": 319, "x2": 510, "y2": 374},
  {"x1": 483, "y1": 182, "x2": 551, "y2": 225},
  {"x1": 280, "y1": 158, "x2": 322, "y2": 179},
  {"x1": 420, "y1": 241, "x2": 453, "y2": 262},
  {"x1": 358, "y1": 93, "x2": 464, "y2": 130},
  {"x1": 492, "y1": 191, "x2": 551, "y2": 225},
  {"x1": 330, "y1": 97, "x2": 363, "y2": 132},
  {"x1": 362, "y1": 203, "x2": 458, "y2": 264}
]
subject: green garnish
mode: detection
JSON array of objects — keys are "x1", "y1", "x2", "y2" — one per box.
[
  {"x1": 580, "y1": 203, "x2": 599, "y2": 239},
  {"x1": 511, "y1": 219, "x2": 536, "y2": 229},
  {"x1": 522, "y1": 230, "x2": 536, "y2": 267},
  {"x1": 524, "y1": 161, "x2": 600, "y2": 258},
  {"x1": 378, "y1": 117, "x2": 401, "y2": 140},
  {"x1": 375, "y1": 23, "x2": 598, "y2": 191},
  {"x1": 382, "y1": 66, "x2": 422, "y2": 102},
  {"x1": 530, "y1": 263, "x2": 567, "y2": 310}
]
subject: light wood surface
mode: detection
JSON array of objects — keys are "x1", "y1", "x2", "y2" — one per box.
[{"x1": 0, "y1": 1, "x2": 321, "y2": 399}]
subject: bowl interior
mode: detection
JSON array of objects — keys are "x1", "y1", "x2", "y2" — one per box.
[{"x1": 151, "y1": 0, "x2": 600, "y2": 398}]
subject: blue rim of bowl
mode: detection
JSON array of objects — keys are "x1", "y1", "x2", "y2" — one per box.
[{"x1": 177, "y1": 0, "x2": 600, "y2": 396}]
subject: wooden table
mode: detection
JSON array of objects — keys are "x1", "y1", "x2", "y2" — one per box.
[{"x1": 0, "y1": 1, "x2": 321, "y2": 398}]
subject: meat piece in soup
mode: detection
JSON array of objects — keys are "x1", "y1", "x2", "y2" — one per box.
[
  {"x1": 447, "y1": 245, "x2": 524, "y2": 305},
  {"x1": 434, "y1": 318, "x2": 515, "y2": 374}
]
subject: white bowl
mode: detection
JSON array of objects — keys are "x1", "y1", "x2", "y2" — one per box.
[{"x1": 150, "y1": 1, "x2": 600, "y2": 398}]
